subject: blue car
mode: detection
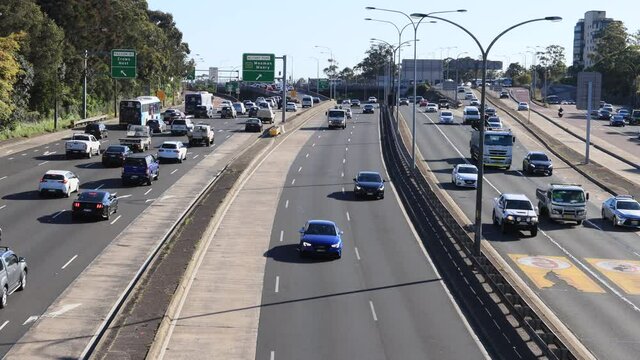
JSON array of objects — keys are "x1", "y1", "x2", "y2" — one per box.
[
  {"x1": 298, "y1": 220, "x2": 343, "y2": 259},
  {"x1": 609, "y1": 115, "x2": 626, "y2": 127}
]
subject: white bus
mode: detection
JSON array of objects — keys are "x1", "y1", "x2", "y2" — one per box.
[
  {"x1": 119, "y1": 96, "x2": 162, "y2": 128},
  {"x1": 184, "y1": 91, "x2": 214, "y2": 115}
]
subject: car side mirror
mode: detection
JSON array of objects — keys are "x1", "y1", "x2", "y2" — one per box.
[
  {"x1": 535, "y1": 206, "x2": 539, "y2": 214},
  {"x1": 299, "y1": 227, "x2": 305, "y2": 234},
  {"x1": 18, "y1": 257, "x2": 25, "y2": 263},
  {"x1": 383, "y1": 179, "x2": 387, "y2": 182},
  {"x1": 352, "y1": 178, "x2": 356, "y2": 182},
  {"x1": 586, "y1": 193, "x2": 590, "y2": 200},
  {"x1": 512, "y1": 136, "x2": 516, "y2": 143},
  {"x1": 339, "y1": 230, "x2": 344, "y2": 235}
]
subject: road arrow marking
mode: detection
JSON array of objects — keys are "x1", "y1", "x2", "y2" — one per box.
[
  {"x1": 44, "y1": 303, "x2": 82, "y2": 318},
  {"x1": 22, "y1": 316, "x2": 38, "y2": 326}
]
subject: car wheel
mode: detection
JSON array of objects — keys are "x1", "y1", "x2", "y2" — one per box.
[
  {"x1": 530, "y1": 228, "x2": 538, "y2": 237},
  {"x1": 147, "y1": 177, "x2": 152, "y2": 186},
  {"x1": 576, "y1": 220, "x2": 583, "y2": 225},
  {"x1": 492, "y1": 211, "x2": 498, "y2": 226},
  {"x1": 156, "y1": 170, "x2": 159, "y2": 180},
  {"x1": 18, "y1": 271, "x2": 27, "y2": 291},
  {"x1": 65, "y1": 188, "x2": 71, "y2": 198},
  {"x1": 501, "y1": 221, "x2": 507, "y2": 234},
  {"x1": 601, "y1": 209, "x2": 606, "y2": 220},
  {"x1": 105, "y1": 207, "x2": 110, "y2": 220},
  {"x1": 613, "y1": 216, "x2": 617, "y2": 228},
  {"x1": 0, "y1": 286, "x2": 7, "y2": 309},
  {"x1": 87, "y1": 151, "x2": 92, "y2": 159}
]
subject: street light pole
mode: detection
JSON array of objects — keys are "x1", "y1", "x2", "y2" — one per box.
[
  {"x1": 308, "y1": 57, "x2": 320, "y2": 94},
  {"x1": 454, "y1": 51, "x2": 468, "y2": 104},
  {"x1": 316, "y1": 45, "x2": 335, "y2": 99},
  {"x1": 414, "y1": 13, "x2": 562, "y2": 256},
  {"x1": 366, "y1": 6, "x2": 461, "y2": 170}
]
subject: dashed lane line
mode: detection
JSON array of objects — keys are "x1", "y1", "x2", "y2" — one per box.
[
  {"x1": 369, "y1": 301, "x2": 378, "y2": 321},
  {"x1": 110, "y1": 215, "x2": 122, "y2": 225},
  {"x1": 171, "y1": 169, "x2": 178, "y2": 174},
  {"x1": 0, "y1": 321, "x2": 9, "y2": 332},
  {"x1": 61, "y1": 255, "x2": 78, "y2": 270},
  {"x1": 51, "y1": 210, "x2": 65, "y2": 219},
  {"x1": 285, "y1": 200, "x2": 289, "y2": 209},
  {"x1": 275, "y1": 276, "x2": 280, "y2": 293},
  {"x1": 144, "y1": 188, "x2": 153, "y2": 196},
  {"x1": 279, "y1": 230, "x2": 284, "y2": 242},
  {"x1": 355, "y1": 247, "x2": 361, "y2": 260}
]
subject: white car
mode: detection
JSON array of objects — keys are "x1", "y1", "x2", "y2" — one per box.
[
  {"x1": 341, "y1": 99, "x2": 351, "y2": 108},
  {"x1": 39, "y1": 170, "x2": 80, "y2": 197},
  {"x1": 425, "y1": 103, "x2": 438, "y2": 112},
  {"x1": 517, "y1": 102, "x2": 529, "y2": 111},
  {"x1": 486, "y1": 116, "x2": 503, "y2": 128},
  {"x1": 368, "y1": 96, "x2": 377, "y2": 103},
  {"x1": 285, "y1": 102, "x2": 298, "y2": 112},
  {"x1": 158, "y1": 141, "x2": 187, "y2": 163},
  {"x1": 451, "y1": 164, "x2": 478, "y2": 188},
  {"x1": 439, "y1": 111, "x2": 454, "y2": 124}
]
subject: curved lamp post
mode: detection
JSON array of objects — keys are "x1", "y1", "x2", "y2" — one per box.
[
  {"x1": 366, "y1": 7, "x2": 465, "y2": 170},
  {"x1": 411, "y1": 13, "x2": 562, "y2": 255},
  {"x1": 371, "y1": 38, "x2": 415, "y2": 112}
]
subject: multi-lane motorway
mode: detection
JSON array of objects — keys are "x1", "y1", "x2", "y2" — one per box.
[
  {"x1": 0, "y1": 115, "x2": 247, "y2": 356},
  {"x1": 399, "y1": 92, "x2": 640, "y2": 360}
]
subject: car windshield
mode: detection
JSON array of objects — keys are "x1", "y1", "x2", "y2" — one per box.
[
  {"x1": 105, "y1": 145, "x2": 126, "y2": 153},
  {"x1": 552, "y1": 190, "x2": 585, "y2": 203},
  {"x1": 441, "y1": 112, "x2": 452, "y2": 117},
  {"x1": 306, "y1": 223, "x2": 337, "y2": 236},
  {"x1": 161, "y1": 143, "x2": 177, "y2": 149},
  {"x1": 505, "y1": 200, "x2": 533, "y2": 210},
  {"x1": 78, "y1": 192, "x2": 106, "y2": 201},
  {"x1": 358, "y1": 173, "x2": 382, "y2": 182},
  {"x1": 364, "y1": 105, "x2": 373, "y2": 109},
  {"x1": 328, "y1": 110, "x2": 345, "y2": 117},
  {"x1": 485, "y1": 134, "x2": 512, "y2": 146},
  {"x1": 530, "y1": 153, "x2": 549, "y2": 161},
  {"x1": 173, "y1": 120, "x2": 185, "y2": 125},
  {"x1": 617, "y1": 201, "x2": 640, "y2": 210},
  {"x1": 466, "y1": 110, "x2": 479, "y2": 115},
  {"x1": 458, "y1": 166, "x2": 478, "y2": 174}
]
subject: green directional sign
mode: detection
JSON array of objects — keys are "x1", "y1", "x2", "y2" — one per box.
[
  {"x1": 186, "y1": 68, "x2": 196, "y2": 80},
  {"x1": 242, "y1": 53, "x2": 275, "y2": 82},
  {"x1": 318, "y1": 78, "x2": 329, "y2": 90},
  {"x1": 111, "y1": 49, "x2": 137, "y2": 79}
]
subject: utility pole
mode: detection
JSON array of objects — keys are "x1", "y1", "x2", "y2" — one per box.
[{"x1": 83, "y1": 49, "x2": 88, "y2": 119}]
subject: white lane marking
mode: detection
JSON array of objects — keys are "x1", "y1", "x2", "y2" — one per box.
[
  {"x1": 275, "y1": 276, "x2": 280, "y2": 293},
  {"x1": 218, "y1": 129, "x2": 223, "y2": 132},
  {"x1": 193, "y1": 154, "x2": 200, "y2": 159},
  {"x1": 144, "y1": 188, "x2": 153, "y2": 196},
  {"x1": 350, "y1": 131, "x2": 353, "y2": 135},
  {"x1": 21, "y1": 153, "x2": 27, "y2": 156},
  {"x1": 341, "y1": 171, "x2": 344, "y2": 177},
  {"x1": 279, "y1": 230, "x2": 284, "y2": 242},
  {"x1": 52, "y1": 210, "x2": 65, "y2": 219},
  {"x1": 45, "y1": 146, "x2": 49, "y2": 149},
  {"x1": 585, "y1": 219, "x2": 603, "y2": 231},
  {"x1": 285, "y1": 200, "x2": 289, "y2": 209},
  {"x1": 145, "y1": 199, "x2": 155, "y2": 203},
  {"x1": 345, "y1": 147, "x2": 348, "y2": 151},
  {"x1": 94, "y1": 184, "x2": 104, "y2": 190},
  {"x1": 355, "y1": 247, "x2": 361, "y2": 260},
  {"x1": 55, "y1": 143, "x2": 59, "y2": 145},
  {"x1": 44, "y1": 303, "x2": 82, "y2": 318},
  {"x1": 298, "y1": 166, "x2": 302, "y2": 172},
  {"x1": 0, "y1": 205, "x2": 6, "y2": 210},
  {"x1": 86, "y1": 162, "x2": 96, "y2": 168},
  {"x1": 33, "y1": 149, "x2": 38, "y2": 152},
  {"x1": 312, "y1": 143, "x2": 316, "y2": 147},
  {"x1": 226, "y1": 135, "x2": 231, "y2": 139},
  {"x1": 61, "y1": 255, "x2": 78, "y2": 269},
  {"x1": 171, "y1": 169, "x2": 178, "y2": 174},
  {"x1": 270, "y1": 350, "x2": 275, "y2": 360},
  {"x1": 7, "y1": 157, "x2": 13, "y2": 160},
  {"x1": 38, "y1": 161, "x2": 49, "y2": 166},
  {"x1": 0, "y1": 176, "x2": 6, "y2": 180},
  {"x1": 117, "y1": 194, "x2": 132, "y2": 199},
  {"x1": 342, "y1": 158, "x2": 346, "y2": 164},
  {"x1": 22, "y1": 316, "x2": 38, "y2": 326},
  {"x1": 342, "y1": 187, "x2": 345, "y2": 193},
  {"x1": 305, "y1": 153, "x2": 309, "y2": 158},
  {"x1": 0, "y1": 321, "x2": 9, "y2": 331},
  {"x1": 346, "y1": 211, "x2": 351, "y2": 221},
  {"x1": 348, "y1": 138, "x2": 351, "y2": 142},
  {"x1": 291, "y1": 179, "x2": 296, "y2": 185},
  {"x1": 110, "y1": 215, "x2": 122, "y2": 225},
  {"x1": 224, "y1": 122, "x2": 228, "y2": 125},
  {"x1": 187, "y1": 152, "x2": 193, "y2": 155},
  {"x1": 369, "y1": 301, "x2": 378, "y2": 321}
]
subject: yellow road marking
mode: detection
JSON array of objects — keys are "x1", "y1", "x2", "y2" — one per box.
[
  {"x1": 509, "y1": 254, "x2": 604, "y2": 293},
  {"x1": 586, "y1": 258, "x2": 640, "y2": 295}
]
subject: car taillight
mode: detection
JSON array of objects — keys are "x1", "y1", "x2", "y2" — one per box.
[
  {"x1": 96, "y1": 203, "x2": 104, "y2": 209},
  {"x1": 40, "y1": 178, "x2": 46, "y2": 182},
  {"x1": 73, "y1": 202, "x2": 80, "y2": 208},
  {"x1": 61, "y1": 179, "x2": 68, "y2": 184}
]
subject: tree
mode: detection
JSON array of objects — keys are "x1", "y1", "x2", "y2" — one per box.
[
  {"x1": 0, "y1": 32, "x2": 24, "y2": 128},
  {"x1": 354, "y1": 43, "x2": 394, "y2": 78},
  {"x1": 338, "y1": 67, "x2": 355, "y2": 81},
  {"x1": 504, "y1": 62, "x2": 525, "y2": 80},
  {"x1": 537, "y1": 45, "x2": 567, "y2": 83}
]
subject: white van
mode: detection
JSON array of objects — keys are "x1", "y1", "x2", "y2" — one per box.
[
  {"x1": 462, "y1": 106, "x2": 481, "y2": 125},
  {"x1": 302, "y1": 96, "x2": 314, "y2": 108}
]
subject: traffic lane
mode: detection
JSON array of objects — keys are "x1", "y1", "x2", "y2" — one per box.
[
  {"x1": 402, "y1": 106, "x2": 640, "y2": 359},
  {"x1": 257, "y1": 111, "x2": 486, "y2": 359},
  {"x1": 0, "y1": 120, "x2": 247, "y2": 353}
]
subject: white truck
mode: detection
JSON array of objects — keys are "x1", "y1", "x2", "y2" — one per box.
[
  {"x1": 119, "y1": 125, "x2": 152, "y2": 152},
  {"x1": 470, "y1": 128, "x2": 514, "y2": 170},
  {"x1": 187, "y1": 124, "x2": 214, "y2": 147},
  {"x1": 492, "y1": 193, "x2": 539, "y2": 236},
  {"x1": 536, "y1": 183, "x2": 589, "y2": 225},
  {"x1": 65, "y1": 133, "x2": 101, "y2": 158},
  {"x1": 257, "y1": 102, "x2": 276, "y2": 123},
  {"x1": 326, "y1": 108, "x2": 347, "y2": 129}
]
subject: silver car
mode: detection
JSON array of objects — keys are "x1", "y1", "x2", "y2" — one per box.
[
  {"x1": 0, "y1": 247, "x2": 28, "y2": 308},
  {"x1": 602, "y1": 195, "x2": 640, "y2": 228}
]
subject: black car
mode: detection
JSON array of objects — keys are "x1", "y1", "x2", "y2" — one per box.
[
  {"x1": 363, "y1": 104, "x2": 375, "y2": 114},
  {"x1": 71, "y1": 191, "x2": 118, "y2": 221},
  {"x1": 146, "y1": 119, "x2": 166, "y2": 134},
  {"x1": 312, "y1": 97, "x2": 320, "y2": 104},
  {"x1": 102, "y1": 145, "x2": 132, "y2": 167},
  {"x1": 353, "y1": 171, "x2": 385, "y2": 199},
  {"x1": 163, "y1": 109, "x2": 184, "y2": 125},
  {"x1": 438, "y1": 99, "x2": 450, "y2": 109},
  {"x1": 245, "y1": 118, "x2": 263, "y2": 132},
  {"x1": 598, "y1": 109, "x2": 612, "y2": 120},
  {"x1": 248, "y1": 106, "x2": 260, "y2": 117},
  {"x1": 522, "y1": 151, "x2": 553, "y2": 176},
  {"x1": 351, "y1": 99, "x2": 361, "y2": 108},
  {"x1": 499, "y1": 90, "x2": 509, "y2": 99},
  {"x1": 84, "y1": 123, "x2": 108, "y2": 139}
]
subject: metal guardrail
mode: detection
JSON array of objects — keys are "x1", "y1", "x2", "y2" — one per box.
[
  {"x1": 71, "y1": 114, "x2": 108, "y2": 129},
  {"x1": 379, "y1": 104, "x2": 577, "y2": 360}
]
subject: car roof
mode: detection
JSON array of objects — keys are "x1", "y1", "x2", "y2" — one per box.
[
  {"x1": 358, "y1": 170, "x2": 381, "y2": 176},
  {"x1": 307, "y1": 219, "x2": 337, "y2": 226},
  {"x1": 456, "y1": 164, "x2": 477, "y2": 169},
  {"x1": 44, "y1": 170, "x2": 70, "y2": 175},
  {"x1": 501, "y1": 193, "x2": 530, "y2": 201},
  {"x1": 162, "y1": 141, "x2": 181, "y2": 145},
  {"x1": 128, "y1": 153, "x2": 152, "y2": 158}
]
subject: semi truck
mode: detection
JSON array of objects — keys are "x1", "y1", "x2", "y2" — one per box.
[
  {"x1": 470, "y1": 128, "x2": 515, "y2": 170},
  {"x1": 536, "y1": 183, "x2": 589, "y2": 225}
]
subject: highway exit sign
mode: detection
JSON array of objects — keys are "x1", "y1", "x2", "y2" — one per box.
[
  {"x1": 111, "y1": 49, "x2": 137, "y2": 79},
  {"x1": 243, "y1": 53, "x2": 275, "y2": 82}
]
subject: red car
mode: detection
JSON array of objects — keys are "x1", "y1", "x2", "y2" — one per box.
[{"x1": 419, "y1": 99, "x2": 428, "y2": 107}]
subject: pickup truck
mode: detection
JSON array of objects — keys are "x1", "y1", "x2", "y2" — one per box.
[
  {"x1": 536, "y1": 183, "x2": 588, "y2": 225},
  {"x1": 0, "y1": 246, "x2": 28, "y2": 308},
  {"x1": 171, "y1": 117, "x2": 195, "y2": 135},
  {"x1": 257, "y1": 102, "x2": 276, "y2": 123},
  {"x1": 492, "y1": 193, "x2": 538, "y2": 236},
  {"x1": 119, "y1": 125, "x2": 152, "y2": 152},
  {"x1": 187, "y1": 124, "x2": 214, "y2": 146},
  {"x1": 65, "y1": 133, "x2": 101, "y2": 158}
]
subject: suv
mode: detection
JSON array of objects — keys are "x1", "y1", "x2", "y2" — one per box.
[
  {"x1": 171, "y1": 118, "x2": 194, "y2": 136},
  {"x1": 492, "y1": 193, "x2": 538, "y2": 236},
  {"x1": 438, "y1": 98, "x2": 450, "y2": 109},
  {"x1": 38, "y1": 170, "x2": 80, "y2": 198},
  {"x1": 84, "y1": 123, "x2": 108, "y2": 139},
  {"x1": 0, "y1": 246, "x2": 28, "y2": 308},
  {"x1": 121, "y1": 153, "x2": 160, "y2": 186}
]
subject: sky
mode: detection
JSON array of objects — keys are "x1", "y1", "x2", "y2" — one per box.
[{"x1": 148, "y1": 0, "x2": 638, "y2": 81}]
